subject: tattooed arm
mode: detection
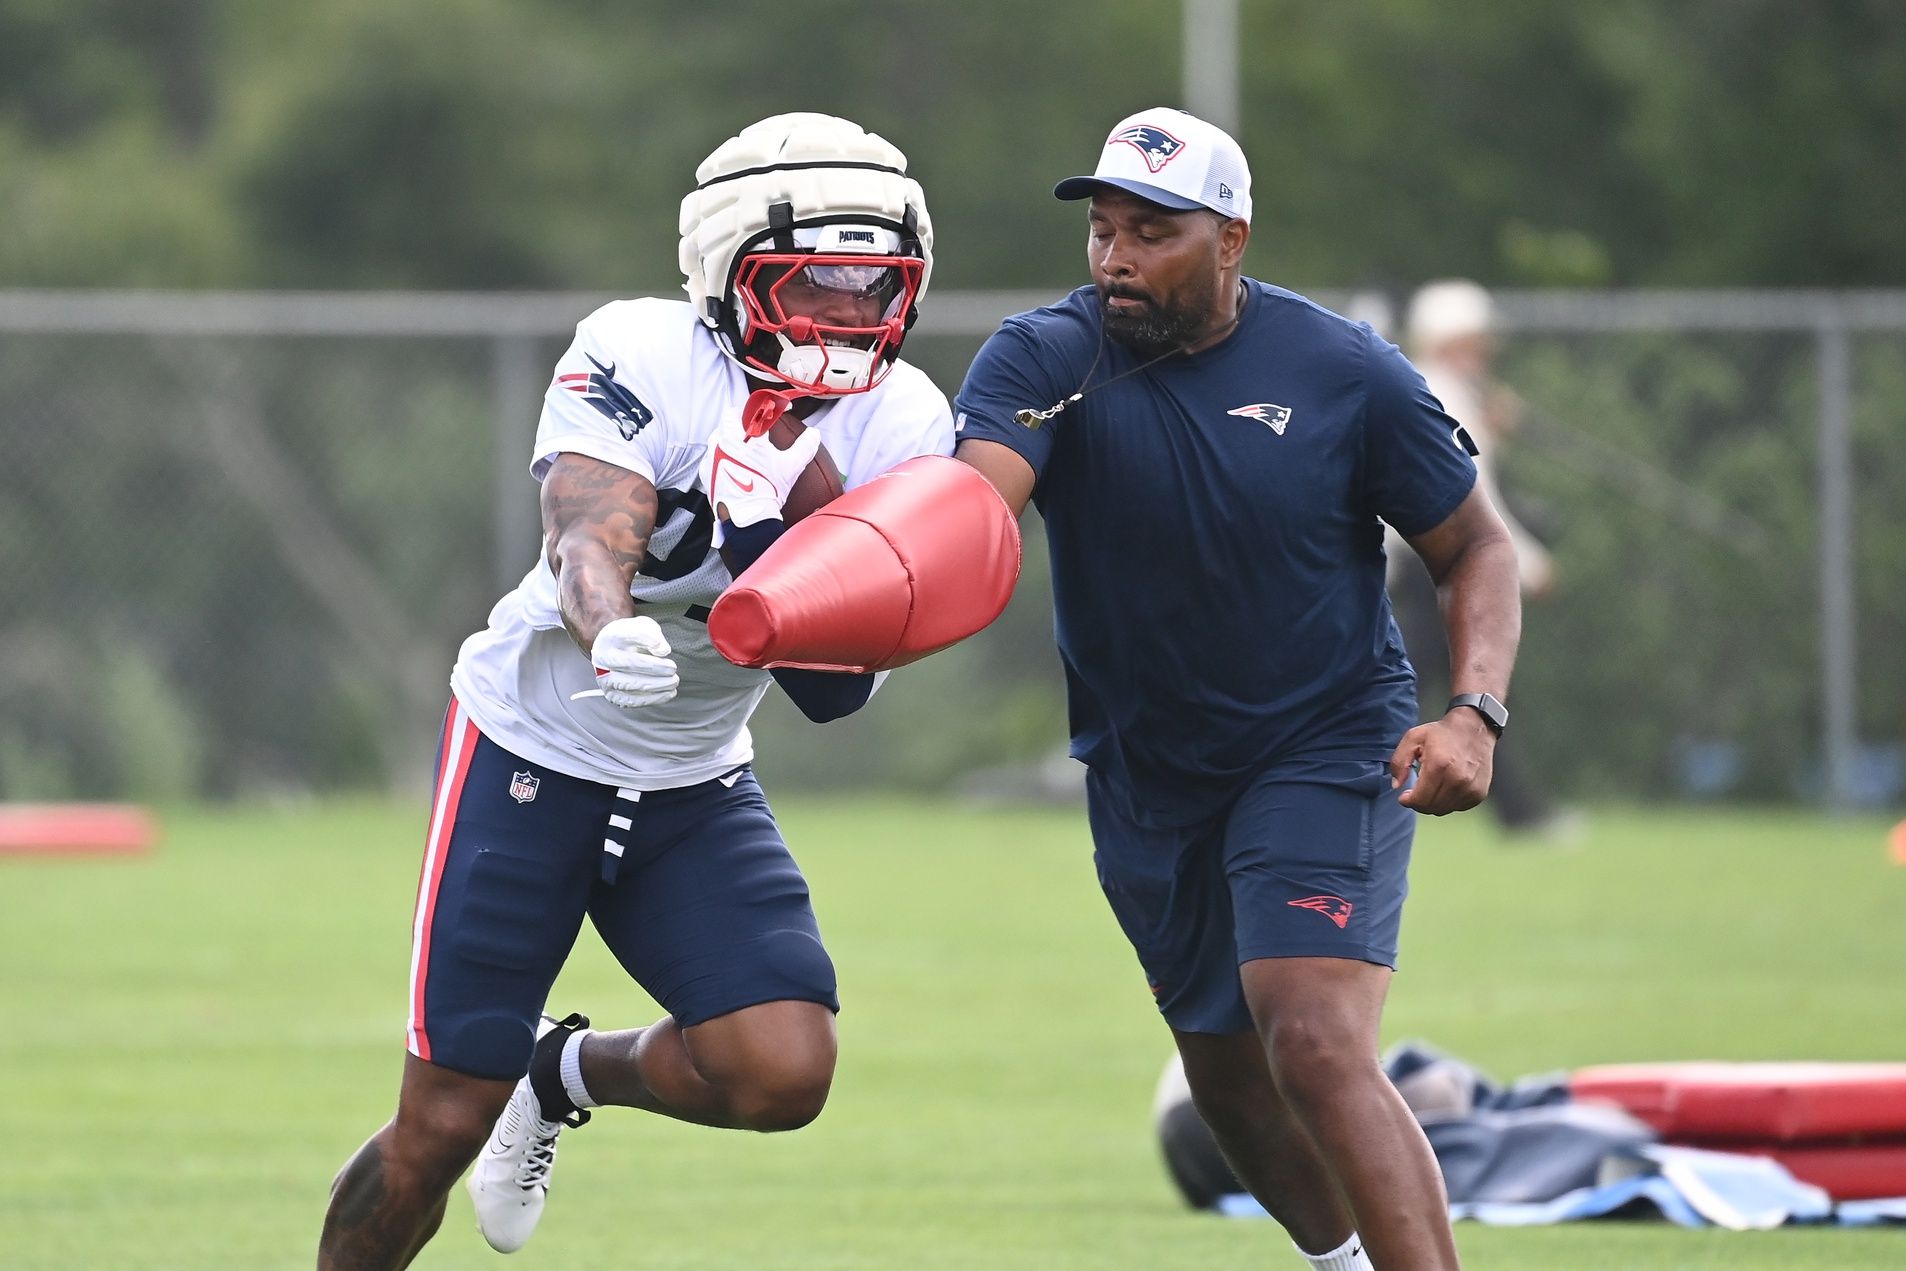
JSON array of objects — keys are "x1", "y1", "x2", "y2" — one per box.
[{"x1": 541, "y1": 453, "x2": 660, "y2": 652}]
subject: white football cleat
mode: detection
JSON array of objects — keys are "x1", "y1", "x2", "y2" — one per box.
[{"x1": 467, "y1": 1012, "x2": 591, "y2": 1253}]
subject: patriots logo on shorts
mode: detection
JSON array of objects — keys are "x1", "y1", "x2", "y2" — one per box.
[
  {"x1": 1111, "y1": 124, "x2": 1185, "y2": 173},
  {"x1": 1287, "y1": 894, "x2": 1354, "y2": 929},
  {"x1": 557, "y1": 353, "x2": 654, "y2": 440}
]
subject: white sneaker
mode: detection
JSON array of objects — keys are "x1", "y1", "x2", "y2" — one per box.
[{"x1": 466, "y1": 1013, "x2": 591, "y2": 1253}]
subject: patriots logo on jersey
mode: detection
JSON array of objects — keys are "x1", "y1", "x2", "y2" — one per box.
[
  {"x1": 557, "y1": 353, "x2": 654, "y2": 440},
  {"x1": 1111, "y1": 124, "x2": 1185, "y2": 173},
  {"x1": 1227, "y1": 402, "x2": 1292, "y2": 435}
]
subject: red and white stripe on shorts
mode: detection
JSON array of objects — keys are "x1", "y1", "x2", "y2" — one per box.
[{"x1": 406, "y1": 698, "x2": 481, "y2": 1061}]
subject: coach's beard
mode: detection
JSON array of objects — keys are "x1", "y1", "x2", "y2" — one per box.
[{"x1": 1098, "y1": 278, "x2": 1221, "y2": 357}]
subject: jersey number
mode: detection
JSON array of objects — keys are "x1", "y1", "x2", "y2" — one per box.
[{"x1": 638, "y1": 487, "x2": 717, "y2": 582}]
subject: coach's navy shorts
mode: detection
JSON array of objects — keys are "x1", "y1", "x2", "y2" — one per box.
[
  {"x1": 405, "y1": 699, "x2": 837, "y2": 1081},
  {"x1": 1086, "y1": 761, "x2": 1415, "y2": 1035}
]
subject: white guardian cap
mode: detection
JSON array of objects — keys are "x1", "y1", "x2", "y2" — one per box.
[{"x1": 679, "y1": 113, "x2": 934, "y2": 396}]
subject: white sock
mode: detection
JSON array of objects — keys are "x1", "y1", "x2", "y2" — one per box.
[
  {"x1": 1295, "y1": 1232, "x2": 1372, "y2": 1270},
  {"x1": 558, "y1": 1028, "x2": 600, "y2": 1111}
]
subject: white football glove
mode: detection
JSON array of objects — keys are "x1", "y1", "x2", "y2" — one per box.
[
  {"x1": 588, "y1": 615, "x2": 679, "y2": 709},
  {"x1": 698, "y1": 412, "x2": 823, "y2": 546}
]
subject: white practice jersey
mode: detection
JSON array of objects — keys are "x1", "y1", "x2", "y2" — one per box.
[{"x1": 451, "y1": 298, "x2": 954, "y2": 790}]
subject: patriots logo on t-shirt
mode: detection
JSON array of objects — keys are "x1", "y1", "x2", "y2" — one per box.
[
  {"x1": 557, "y1": 352, "x2": 654, "y2": 440},
  {"x1": 1227, "y1": 402, "x2": 1293, "y2": 435},
  {"x1": 1111, "y1": 124, "x2": 1185, "y2": 173}
]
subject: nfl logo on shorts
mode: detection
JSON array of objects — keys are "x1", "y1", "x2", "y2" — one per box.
[{"x1": 509, "y1": 771, "x2": 540, "y2": 804}]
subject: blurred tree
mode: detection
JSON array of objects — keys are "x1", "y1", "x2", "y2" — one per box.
[
  {"x1": 3, "y1": 0, "x2": 1904, "y2": 290},
  {"x1": 0, "y1": 0, "x2": 242, "y2": 284},
  {"x1": 1581, "y1": 0, "x2": 1906, "y2": 285},
  {"x1": 0, "y1": 0, "x2": 214, "y2": 143},
  {"x1": 225, "y1": 0, "x2": 609, "y2": 287}
]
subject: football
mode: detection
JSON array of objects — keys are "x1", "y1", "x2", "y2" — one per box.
[
  {"x1": 717, "y1": 420, "x2": 844, "y2": 577},
  {"x1": 771, "y1": 418, "x2": 846, "y2": 523}
]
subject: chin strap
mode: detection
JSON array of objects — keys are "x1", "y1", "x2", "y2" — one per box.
[{"x1": 742, "y1": 388, "x2": 801, "y2": 438}]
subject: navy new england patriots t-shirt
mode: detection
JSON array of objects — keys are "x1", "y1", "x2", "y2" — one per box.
[{"x1": 954, "y1": 280, "x2": 1478, "y2": 827}]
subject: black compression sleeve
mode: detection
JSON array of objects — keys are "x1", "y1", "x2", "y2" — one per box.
[
  {"x1": 721, "y1": 518, "x2": 786, "y2": 574},
  {"x1": 771, "y1": 666, "x2": 879, "y2": 722}
]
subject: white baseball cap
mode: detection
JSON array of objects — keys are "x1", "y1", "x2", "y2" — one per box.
[
  {"x1": 1406, "y1": 279, "x2": 1496, "y2": 347},
  {"x1": 1054, "y1": 107, "x2": 1252, "y2": 224}
]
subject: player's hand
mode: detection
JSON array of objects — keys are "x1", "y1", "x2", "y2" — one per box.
[
  {"x1": 698, "y1": 412, "x2": 822, "y2": 544},
  {"x1": 1389, "y1": 712, "x2": 1495, "y2": 815},
  {"x1": 588, "y1": 615, "x2": 679, "y2": 709}
]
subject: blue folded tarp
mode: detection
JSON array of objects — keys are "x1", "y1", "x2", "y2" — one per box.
[{"x1": 1219, "y1": 1143, "x2": 1905, "y2": 1227}]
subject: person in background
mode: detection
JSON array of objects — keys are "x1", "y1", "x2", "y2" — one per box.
[{"x1": 1389, "y1": 279, "x2": 1574, "y2": 839}]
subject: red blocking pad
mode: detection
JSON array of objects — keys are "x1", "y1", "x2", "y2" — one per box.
[
  {"x1": 1711, "y1": 1141, "x2": 1906, "y2": 1201},
  {"x1": 710, "y1": 455, "x2": 1021, "y2": 672},
  {"x1": 0, "y1": 803, "x2": 158, "y2": 856},
  {"x1": 1571, "y1": 1063, "x2": 1906, "y2": 1143},
  {"x1": 711, "y1": 514, "x2": 916, "y2": 669}
]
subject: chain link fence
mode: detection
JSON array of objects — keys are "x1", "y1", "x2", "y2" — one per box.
[{"x1": 1, "y1": 289, "x2": 1900, "y2": 807}]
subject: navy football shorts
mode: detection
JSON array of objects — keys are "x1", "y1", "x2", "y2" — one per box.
[
  {"x1": 1086, "y1": 761, "x2": 1415, "y2": 1035},
  {"x1": 405, "y1": 699, "x2": 838, "y2": 1081}
]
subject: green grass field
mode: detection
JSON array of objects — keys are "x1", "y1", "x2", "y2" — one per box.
[{"x1": 3, "y1": 797, "x2": 1904, "y2": 1269}]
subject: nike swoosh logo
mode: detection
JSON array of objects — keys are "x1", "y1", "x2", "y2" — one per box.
[{"x1": 712, "y1": 449, "x2": 759, "y2": 493}]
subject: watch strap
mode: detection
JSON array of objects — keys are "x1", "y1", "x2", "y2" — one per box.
[{"x1": 1447, "y1": 692, "x2": 1507, "y2": 736}]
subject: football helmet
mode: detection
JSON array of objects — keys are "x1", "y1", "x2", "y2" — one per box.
[{"x1": 680, "y1": 113, "x2": 933, "y2": 395}]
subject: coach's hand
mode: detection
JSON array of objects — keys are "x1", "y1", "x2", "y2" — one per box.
[
  {"x1": 698, "y1": 412, "x2": 822, "y2": 545},
  {"x1": 1390, "y1": 712, "x2": 1495, "y2": 815},
  {"x1": 589, "y1": 615, "x2": 680, "y2": 709}
]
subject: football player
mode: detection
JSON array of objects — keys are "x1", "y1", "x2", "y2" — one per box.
[{"x1": 317, "y1": 113, "x2": 951, "y2": 1268}]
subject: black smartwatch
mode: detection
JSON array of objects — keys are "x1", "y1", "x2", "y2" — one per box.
[{"x1": 1447, "y1": 692, "x2": 1508, "y2": 737}]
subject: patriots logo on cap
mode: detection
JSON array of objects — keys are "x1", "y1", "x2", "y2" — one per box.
[
  {"x1": 1110, "y1": 124, "x2": 1185, "y2": 173},
  {"x1": 556, "y1": 352, "x2": 654, "y2": 440}
]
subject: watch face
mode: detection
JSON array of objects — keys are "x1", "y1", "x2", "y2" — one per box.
[{"x1": 1451, "y1": 693, "x2": 1507, "y2": 734}]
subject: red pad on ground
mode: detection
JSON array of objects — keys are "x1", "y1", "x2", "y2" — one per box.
[
  {"x1": 0, "y1": 803, "x2": 158, "y2": 856},
  {"x1": 1706, "y1": 1141, "x2": 1906, "y2": 1201},
  {"x1": 1571, "y1": 1062, "x2": 1906, "y2": 1143},
  {"x1": 709, "y1": 455, "x2": 1021, "y2": 672}
]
